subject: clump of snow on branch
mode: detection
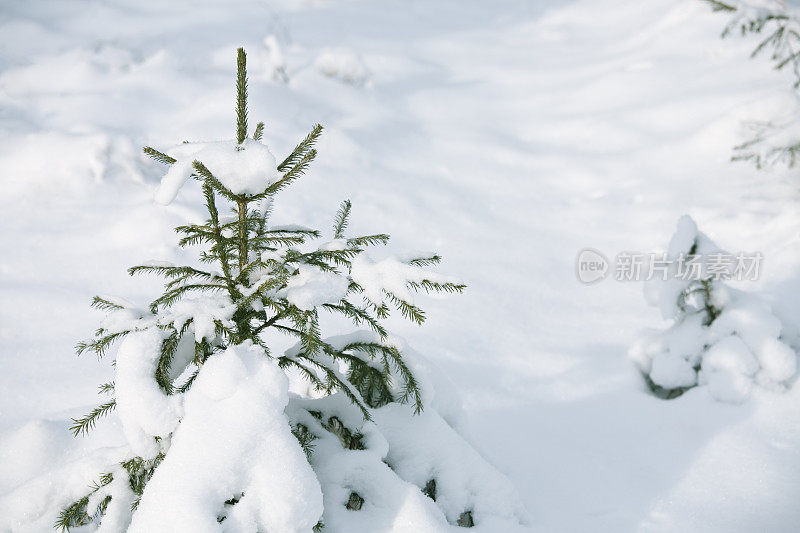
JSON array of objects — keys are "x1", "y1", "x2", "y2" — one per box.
[
  {"x1": 282, "y1": 265, "x2": 350, "y2": 311},
  {"x1": 351, "y1": 255, "x2": 462, "y2": 306},
  {"x1": 87, "y1": 464, "x2": 137, "y2": 533},
  {"x1": 154, "y1": 139, "x2": 279, "y2": 204},
  {"x1": 630, "y1": 215, "x2": 797, "y2": 402},
  {"x1": 115, "y1": 329, "x2": 183, "y2": 457},
  {"x1": 161, "y1": 294, "x2": 237, "y2": 343},
  {"x1": 97, "y1": 292, "x2": 236, "y2": 346}
]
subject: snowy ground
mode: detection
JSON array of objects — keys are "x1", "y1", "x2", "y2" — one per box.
[{"x1": 2, "y1": 0, "x2": 800, "y2": 531}]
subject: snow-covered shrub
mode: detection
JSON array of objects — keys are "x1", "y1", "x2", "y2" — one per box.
[
  {"x1": 705, "y1": 0, "x2": 800, "y2": 167},
  {"x1": 630, "y1": 215, "x2": 797, "y2": 402},
  {"x1": 315, "y1": 47, "x2": 371, "y2": 87},
  {"x1": 55, "y1": 48, "x2": 529, "y2": 532}
]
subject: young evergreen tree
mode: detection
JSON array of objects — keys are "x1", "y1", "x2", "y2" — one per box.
[
  {"x1": 56, "y1": 48, "x2": 530, "y2": 532},
  {"x1": 630, "y1": 215, "x2": 797, "y2": 402},
  {"x1": 704, "y1": 0, "x2": 800, "y2": 167}
]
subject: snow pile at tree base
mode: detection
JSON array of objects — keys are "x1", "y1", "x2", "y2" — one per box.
[{"x1": 0, "y1": 337, "x2": 529, "y2": 532}]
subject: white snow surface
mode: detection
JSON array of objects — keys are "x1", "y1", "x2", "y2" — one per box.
[
  {"x1": 0, "y1": 422, "x2": 130, "y2": 532},
  {"x1": 5, "y1": 0, "x2": 800, "y2": 531}
]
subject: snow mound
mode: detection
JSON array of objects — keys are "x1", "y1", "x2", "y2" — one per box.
[
  {"x1": 0, "y1": 422, "x2": 129, "y2": 533},
  {"x1": 315, "y1": 48, "x2": 371, "y2": 87}
]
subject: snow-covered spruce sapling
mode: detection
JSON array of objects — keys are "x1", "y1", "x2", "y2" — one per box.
[
  {"x1": 630, "y1": 215, "x2": 797, "y2": 402},
  {"x1": 57, "y1": 49, "x2": 529, "y2": 532}
]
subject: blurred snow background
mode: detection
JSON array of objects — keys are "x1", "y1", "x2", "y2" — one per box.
[{"x1": 2, "y1": 0, "x2": 800, "y2": 530}]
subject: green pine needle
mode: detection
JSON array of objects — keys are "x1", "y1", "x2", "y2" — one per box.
[
  {"x1": 253, "y1": 121, "x2": 265, "y2": 141},
  {"x1": 236, "y1": 47, "x2": 248, "y2": 144},
  {"x1": 333, "y1": 200, "x2": 351, "y2": 238},
  {"x1": 143, "y1": 146, "x2": 177, "y2": 165},
  {"x1": 69, "y1": 399, "x2": 116, "y2": 437},
  {"x1": 278, "y1": 124, "x2": 323, "y2": 172}
]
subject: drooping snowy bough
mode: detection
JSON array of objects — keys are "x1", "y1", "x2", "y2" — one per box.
[
  {"x1": 55, "y1": 49, "x2": 530, "y2": 532},
  {"x1": 630, "y1": 215, "x2": 797, "y2": 402}
]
